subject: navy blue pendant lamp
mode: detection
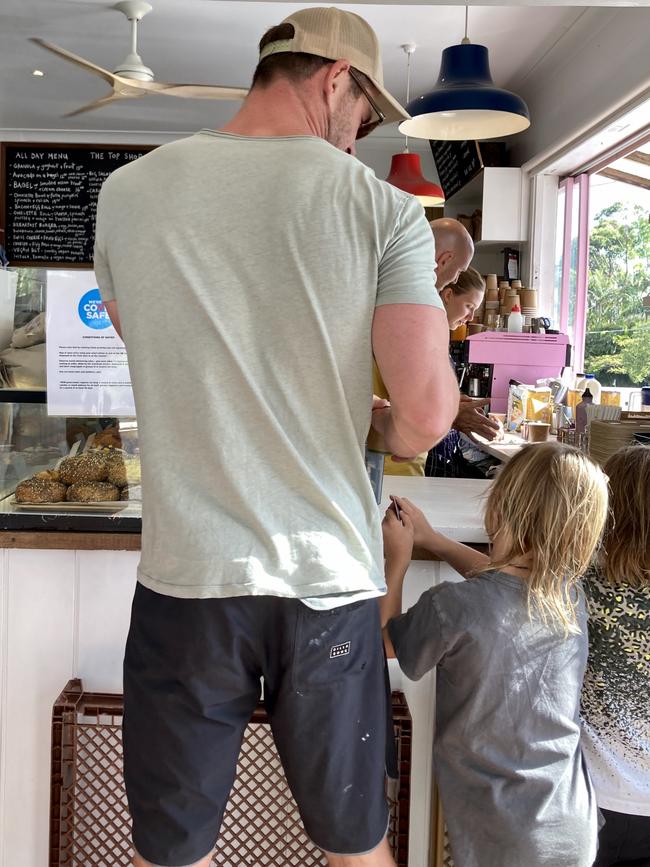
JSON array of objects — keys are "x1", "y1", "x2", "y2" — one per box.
[{"x1": 399, "y1": 7, "x2": 530, "y2": 141}]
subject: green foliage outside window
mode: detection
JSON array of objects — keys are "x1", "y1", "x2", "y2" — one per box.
[{"x1": 584, "y1": 202, "x2": 650, "y2": 386}]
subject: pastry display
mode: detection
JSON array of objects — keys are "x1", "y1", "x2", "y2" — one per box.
[
  {"x1": 33, "y1": 469, "x2": 62, "y2": 482},
  {"x1": 90, "y1": 426, "x2": 139, "y2": 455},
  {"x1": 66, "y1": 482, "x2": 120, "y2": 502},
  {"x1": 92, "y1": 427, "x2": 123, "y2": 450},
  {"x1": 12, "y1": 432, "x2": 142, "y2": 505},
  {"x1": 58, "y1": 453, "x2": 108, "y2": 484},
  {"x1": 107, "y1": 455, "x2": 141, "y2": 487},
  {"x1": 15, "y1": 477, "x2": 68, "y2": 504}
]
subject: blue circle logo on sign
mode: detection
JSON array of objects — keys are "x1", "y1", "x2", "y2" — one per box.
[{"x1": 78, "y1": 288, "x2": 111, "y2": 330}]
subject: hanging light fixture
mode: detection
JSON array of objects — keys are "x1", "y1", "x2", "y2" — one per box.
[
  {"x1": 385, "y1": 43, "x2": 445, "y2": 206},
  {"x1": 399, "y1": 8, "x2": 530, "y2": 141}
]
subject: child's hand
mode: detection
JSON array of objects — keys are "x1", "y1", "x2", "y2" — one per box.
[
  {"x1": 382, "y1": 505, "x2": 414, "y2": 570},
  {"x1": 392, "y1": 496, "x2": 435, "y2": 549}
]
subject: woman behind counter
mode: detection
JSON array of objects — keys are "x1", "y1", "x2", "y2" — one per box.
[{"x1": 373, "y1": 267, "x2": 500, "y2": 477}]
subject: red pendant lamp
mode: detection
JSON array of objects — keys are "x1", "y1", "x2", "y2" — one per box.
[{"x1": 385, "y1": 44, "x2": 444, "y2": 207}]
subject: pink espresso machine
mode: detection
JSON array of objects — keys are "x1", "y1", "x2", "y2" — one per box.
[{"x1": 466, "y1": 333, "x2": 572, "y2": 413}]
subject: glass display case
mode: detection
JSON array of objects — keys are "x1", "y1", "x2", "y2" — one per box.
[
  {"x1": 0, "y1": 402, "x2": 141, "y2": 532},
  {"x1": 0, "y1": 267, "x2": 140, "y2": 532}
]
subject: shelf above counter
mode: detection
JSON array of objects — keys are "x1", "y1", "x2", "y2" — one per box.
[{"x1": 443, "y1": 166, "x2": 527, "y2": 244}]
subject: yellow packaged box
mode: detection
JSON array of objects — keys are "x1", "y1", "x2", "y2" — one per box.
[{"x1": 507, "y1": 384, "x2": 553, "y2": 432}]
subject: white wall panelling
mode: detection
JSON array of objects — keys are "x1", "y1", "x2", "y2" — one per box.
[
  {"x1": 0, "y1": 549, "x2": 77, "y2": 867},
  {"x1": 75, "y1": 550, "x2": 138, "y2": 694},
  {"x1": 0, "y1": 545, "x2": 466, "y2": 867}
]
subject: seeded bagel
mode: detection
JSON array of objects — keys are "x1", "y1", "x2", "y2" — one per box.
[
  {"x1": 58, "y1": 453, "x2": 108, "y2": 485},
  {"x1": 66, "y1": 481, "x2": 120, "y2": 502},
  {"x1": 107, "y1": 455, "x2": 141, "y2": 488},
  {"x1": 15, "y1": 478, "x2": 67, "y2": 504}
]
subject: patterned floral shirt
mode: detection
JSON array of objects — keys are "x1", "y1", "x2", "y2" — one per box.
[{"x1": 580, "y1": 564, "x2": 650, "y2": 815}]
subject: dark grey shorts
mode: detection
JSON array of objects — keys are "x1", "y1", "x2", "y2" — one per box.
[{"x1": 123, "y1": 583, "x2": 391, "y2": 866}]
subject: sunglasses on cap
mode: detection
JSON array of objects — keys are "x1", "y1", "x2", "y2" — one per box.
[{"x1": 349, "y1": 67, "x2": 385, "y2": 140}]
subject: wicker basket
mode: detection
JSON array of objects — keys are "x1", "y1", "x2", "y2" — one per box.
[{"x1": 49, "y1": 679, "x2": 412, "y2": 866}]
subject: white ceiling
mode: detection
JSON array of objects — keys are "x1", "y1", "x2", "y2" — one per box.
[
  {"x1": 0, "y1": 1, "x2": 648, "y2": 140},
  {"x1": 0, "y1": 0, "x2": 597, "y2": 137}
]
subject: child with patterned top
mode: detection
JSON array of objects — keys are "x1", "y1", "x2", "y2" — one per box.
[
  {"x1": 380, "y1": 443, "x2": 609, "y2": 867},
  {"x1": 580, "y1": 444, "x2": 650, "y2": 867}
]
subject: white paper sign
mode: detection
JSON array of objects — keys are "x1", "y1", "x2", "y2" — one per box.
[{"x1": 46, "y1": 270, "x2": 135, "y2": 417}]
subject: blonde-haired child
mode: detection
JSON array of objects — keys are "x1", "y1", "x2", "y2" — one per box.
[
  {"x1": 381, "y1": 442, "x2": 608, "y2": 867},
  {"x1": 580, "y1": 444, "x2": 650, "y2": 867}
]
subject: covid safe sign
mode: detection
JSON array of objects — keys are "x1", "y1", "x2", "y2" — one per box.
[
  {"x1": 46, "y1": 271, "x2": 135, "y2": 416},
  {"x1": 78, "y1": 288, "x2": 112, "y2": 330}
]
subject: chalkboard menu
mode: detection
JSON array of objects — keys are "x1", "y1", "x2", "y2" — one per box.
[
  {"x1": 429, "y1": 140, "x2": 483, "y2": 200},
  {"x1": 0, "y1": 143, "x2": 153, "y2": 267}
]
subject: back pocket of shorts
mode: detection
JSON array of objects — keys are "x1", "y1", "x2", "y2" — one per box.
[{"x1": 292, "y1": 601, "x2": 379, "y2": 691}]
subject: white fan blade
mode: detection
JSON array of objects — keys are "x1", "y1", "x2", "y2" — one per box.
[
  {"x1": 63, "y1": 91, "x2": 135, "y2": 118},
  {"x1": 139, "y1": 80, "x2": 248, "y2": 100},
  {"x1": 30, "y1": 37, "x2": 118, "y2": 86}
]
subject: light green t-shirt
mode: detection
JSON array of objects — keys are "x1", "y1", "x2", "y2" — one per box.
[{"x1": 94, "y1": 130, "x2": 441, "y2": 602}]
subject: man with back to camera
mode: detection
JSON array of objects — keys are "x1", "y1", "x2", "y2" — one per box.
[
  {"x1": 376, "y1": 217, "x2": 500, "y2": 475},
  {"x1": 94, "y1": 8, "x2": 458, "y2": 867}
]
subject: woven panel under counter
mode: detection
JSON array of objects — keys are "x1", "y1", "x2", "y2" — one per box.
[{"x1": 49, "y1": 680, "x2": 412, "y2": 867}]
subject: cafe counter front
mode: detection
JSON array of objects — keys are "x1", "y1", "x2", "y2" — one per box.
[{"x1": 0, "y1": 475, "x2": 490, "y2": 867}]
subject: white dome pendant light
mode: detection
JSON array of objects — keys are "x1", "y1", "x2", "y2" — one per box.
[{"x1": 399, "y1": 7, "x2": 530, "y2": 141}]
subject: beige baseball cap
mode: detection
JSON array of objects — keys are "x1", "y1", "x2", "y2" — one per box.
[{"x1": 258, "y1": 7, "x2": 409, "y2": 126}]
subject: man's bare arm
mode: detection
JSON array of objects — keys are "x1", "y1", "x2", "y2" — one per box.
[
  {"x1": 104, "y1": 300, "x2": 123, "y2": 340},
  {"x1": 372, "y1": 304, "x2": 459, "y2": 457}
]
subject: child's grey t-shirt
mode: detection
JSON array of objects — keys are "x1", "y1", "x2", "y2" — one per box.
[{"x1": 388, "y1": 570, "x2": 598, "y2": 867}]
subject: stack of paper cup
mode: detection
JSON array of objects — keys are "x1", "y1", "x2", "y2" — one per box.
[
  {"x1": 502, "y1": 287, "x2": 520, "y2": 315},
  {"x1": 520, "y1": 288, "x2": 538, "y2": 325},
  {"x1": 485, "y1": 274, "x2": 499, "y2": 325}
]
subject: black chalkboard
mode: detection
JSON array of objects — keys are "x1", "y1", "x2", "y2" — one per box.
[
  {"x1": 0, "y1": 143, "x2": 153, "y2": 267},
  {"x1": 429, "y1": 140, "x2": 483, "y2": 200}
]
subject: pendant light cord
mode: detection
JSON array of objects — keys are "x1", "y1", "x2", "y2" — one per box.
[
  {"x1": 404, "y1": 49, "x2": 412, "y2": 152},
  {"x1": 401, "y1": 43, "x2": 417, "y2": 153},
  {"x1": 462, "y1": 5, "x2": 470, "y2": 45}
]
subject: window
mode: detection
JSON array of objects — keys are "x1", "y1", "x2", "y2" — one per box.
[
  {"x1": 554, "y1": 138, "x2": 650, "y2": 384},
  {"x1": 555, "y1": 174, "x2": 589, "y2": 369},
  {"x1": 584, "y1": 143, "x2": 650, "y2": 387}
]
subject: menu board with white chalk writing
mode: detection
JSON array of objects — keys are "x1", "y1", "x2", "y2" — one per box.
[
  {"x1": 0, "y1": 143, "x2": 152, "y2": 266},
  {"x1": 429, "y1": 140, "x2": 483, "y2": 200}
]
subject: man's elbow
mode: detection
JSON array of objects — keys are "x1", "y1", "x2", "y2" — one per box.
[{"x1": 398, "y1": 404, "x2": 458, "y2": 453}]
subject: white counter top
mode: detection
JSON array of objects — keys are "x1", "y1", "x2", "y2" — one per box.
[
  {"x1": 472, "y1": 432, "x2": 557, "y2": 463},
  {"x1": 472, "y1": 432, "x2": 526, "y2": 462},
  {"x1": 379, "y1": 476, "x2": 490, "y2": 543}
]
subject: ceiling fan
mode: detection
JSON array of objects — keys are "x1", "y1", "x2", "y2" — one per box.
[{"x1": 31, "y1": 0, "x2": 249, "y2": 117}]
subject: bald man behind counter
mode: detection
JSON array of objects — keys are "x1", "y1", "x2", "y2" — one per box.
[{"x1": 428, "y1": 218, "x2": 475, "y2": 290}]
